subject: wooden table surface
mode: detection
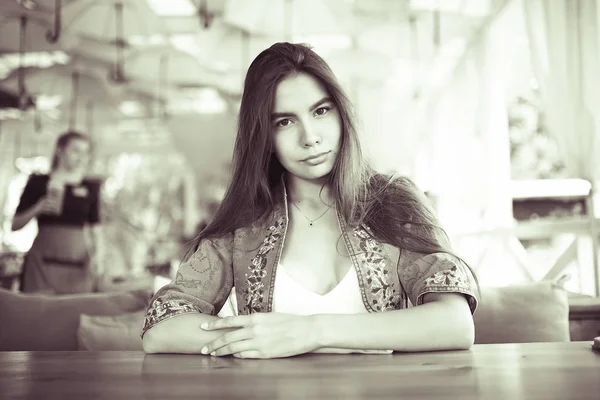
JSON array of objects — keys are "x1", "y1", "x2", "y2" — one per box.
[{"x1": 1, "y1": 342, "x2": 599, "y2": 399}]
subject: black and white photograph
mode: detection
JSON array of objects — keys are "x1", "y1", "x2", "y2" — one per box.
[{"x1": 0, "y1": 0, "x2": 599, "y2": 398}]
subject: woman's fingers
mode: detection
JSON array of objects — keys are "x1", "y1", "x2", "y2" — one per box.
[
  {"x1": 210, "y1": 340, "x2": 255, "y2": 357},
  {"x1": 233, "y1": 351, "x2": 262, "y2": 359},
  {"x1": 201, "y1": 328, "x2": 254, "y2": 355},
  {"x1": 201, "y1": 315, "x2": 252, "y2": 331}
]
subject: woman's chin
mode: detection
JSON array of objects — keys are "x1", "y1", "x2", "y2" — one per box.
[{"x1": 289, "y1": 168, "x2": 332, "y2": 182}]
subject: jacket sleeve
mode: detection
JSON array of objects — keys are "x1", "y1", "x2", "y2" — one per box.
[
  {"x1": 141, "y1": 233, "x2": 234, "y2": 337},
  {"x1": 397, "y1": 249, "x2": 479, "y2": 314}
]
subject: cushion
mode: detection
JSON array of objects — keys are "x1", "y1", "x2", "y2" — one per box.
[
  {"x1": 0, "y1": 288, "x2": 151, "y2": 351},
  {"x1": 78, "y1": 311, "x2": 145, "y2": 351},
  {"x1": 474, "y1": 281, "x2": 570, "y2": 344}
]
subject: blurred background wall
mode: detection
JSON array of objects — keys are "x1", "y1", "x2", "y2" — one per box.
[{"x1": 0, "y1": 0, "x2": 598, "y2": 297}]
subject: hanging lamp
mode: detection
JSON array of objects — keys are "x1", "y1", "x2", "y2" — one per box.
[{"x1": 45, "y1": 0, "x2": 62, "y2": 43}]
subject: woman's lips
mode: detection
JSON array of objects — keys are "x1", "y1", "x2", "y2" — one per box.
[{"x1": 302, "y1": 151, "x2": 330, "y2": 165}]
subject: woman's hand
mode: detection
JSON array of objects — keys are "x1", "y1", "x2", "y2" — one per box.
[
  {"x1": 34, "y1": 196, "x2": 61, "y2": 215},
  {"x1": 200, "y1": 313, "x2": 320, "y2": 359}
]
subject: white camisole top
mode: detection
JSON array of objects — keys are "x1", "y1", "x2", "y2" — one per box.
[{"x1": 271, "y1": 263, "x2": 369, "y2": 315}]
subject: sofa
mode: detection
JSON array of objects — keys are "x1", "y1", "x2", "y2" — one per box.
[
  {"x1": 0, "y1": 288, "x2": 151, "y2": 351},
  {"x1": 1, "y1": 280, "x2": 598, "y2": 352},
  {"x1": 568, "y1": 292, "x2": 600, "y2": 341}
]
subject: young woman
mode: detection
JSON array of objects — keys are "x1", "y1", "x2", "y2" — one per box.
[
  {"x1": 142, "y1": 42, "x2": 479, "y2": 358},
  {"x1": 12, "y1": 131, "x2": 104, "y2": 294}
]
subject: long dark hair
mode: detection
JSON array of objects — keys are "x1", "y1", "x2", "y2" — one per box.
[
  {"x1": 189, "y1": 43, "x2": 463, "y2": 265},
  {"x1": 51, "y1": 130, "x2": 91, "y2": 171}
]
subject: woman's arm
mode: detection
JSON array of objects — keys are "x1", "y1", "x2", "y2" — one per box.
[
  {"x1": 310, "y1": 251, "x2": 478, "y2": 353},
  {"x1": 11, "y1": 204, "x2": 41, "y2": 231},
  {"x1": 11, "y1": 197, "x2": 56, "y2": 231},
  {"x1": 12, "y1": 175, "x2": 49, "y2": 231},
  {"x1": 141, "y1": 234, "x2": 235, "y2": 354},
  {"x1": 143, "y1": 313, "x2": 236, "y2": 354},
  {"x1": 313, "y1": 292, "x2": 474, "y2": 352},
  {"x1": 200, "y1": 293, "x2": 473, "y2": 358}
]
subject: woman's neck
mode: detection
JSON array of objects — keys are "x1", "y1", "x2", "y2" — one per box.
[
  {"x1": 51, "y1": 167, "x2": 83, "y2": 182},
  {"x1": 285, "y1": 174, "x2": 333, "y2": 209}
]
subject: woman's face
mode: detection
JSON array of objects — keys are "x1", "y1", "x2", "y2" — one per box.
[
  {"x1": 58, "y1": 138, "x2": 90, "y2": 171},
  {"x1": 271, "y1": 72, "x2": 342, "y2": 182}
]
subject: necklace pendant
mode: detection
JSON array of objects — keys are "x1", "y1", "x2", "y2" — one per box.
[{"x1": 309, "y1": 222, "x2": 313, "y2": 226}]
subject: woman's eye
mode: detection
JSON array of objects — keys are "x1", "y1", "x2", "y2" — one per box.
[
  {"x1": 275, "y1": 118, "x2": 292, "y2": 128},
  {"x1": 315, "y1": 106, "x2": 330, "y2": 116}
]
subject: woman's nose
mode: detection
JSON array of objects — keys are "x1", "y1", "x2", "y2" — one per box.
[{"x1": 300, "y1": 122, "x2": 321, "y2": 147}]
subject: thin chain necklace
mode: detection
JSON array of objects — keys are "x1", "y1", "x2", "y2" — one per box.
[{"x1": 289, "y1": 201, "x2": 332, "y2": 227}]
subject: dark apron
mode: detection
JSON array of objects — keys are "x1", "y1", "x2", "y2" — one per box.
[{"x1": 20, "y1": 225, "x2": 95, "y2": 294}]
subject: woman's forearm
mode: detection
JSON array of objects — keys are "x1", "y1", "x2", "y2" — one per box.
[
  {"x1": 143, "y1": 312, "x2": 361, "y2": 355},
  {"x1": 313, "y1": 293, "x2": 475, "y2": 352},
  {"x1": 142, "y1": 313, "x2": 236, "y2": 354},
  {"x1": 11, "y1": 207, "x2": 39, "y2": 231}
]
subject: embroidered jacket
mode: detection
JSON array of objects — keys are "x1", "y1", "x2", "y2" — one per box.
[{"x1": 142, "y1": 180, "x2": 479, "y2": 337}]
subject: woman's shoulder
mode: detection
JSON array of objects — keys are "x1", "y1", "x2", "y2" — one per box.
[{"x1": 184, "y1": 231, "x2": 235, "y2": 262}]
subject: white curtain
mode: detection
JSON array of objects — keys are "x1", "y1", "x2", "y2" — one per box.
[
  {"x1": 422, "y1": 14, "x2": 514, "y2": 234},
  {"x1": 523, "y1": 0, "x2": 600, "y2": 295},
  {"x1": 415, "y1": 1, "x2": 537, "y2": 286},
  {"x1": 523, "y1": 0, "x2": 600, "y2": 183}
]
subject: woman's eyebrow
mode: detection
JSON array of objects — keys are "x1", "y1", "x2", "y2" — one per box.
[
  {"x1": 308, "y1": 96, "x2": 332, "y2": 111},
  {"x1": 271, "y1": 97, "x2": 333, "y2": 119}
]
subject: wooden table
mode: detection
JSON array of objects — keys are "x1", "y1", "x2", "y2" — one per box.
[{"x1": 1, "y1": 342, "x2": 599, "y2": 399}]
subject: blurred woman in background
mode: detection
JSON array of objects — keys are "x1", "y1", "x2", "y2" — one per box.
[{"x1": 12, "y1": 131, "x2": 104, "y2": 294}]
